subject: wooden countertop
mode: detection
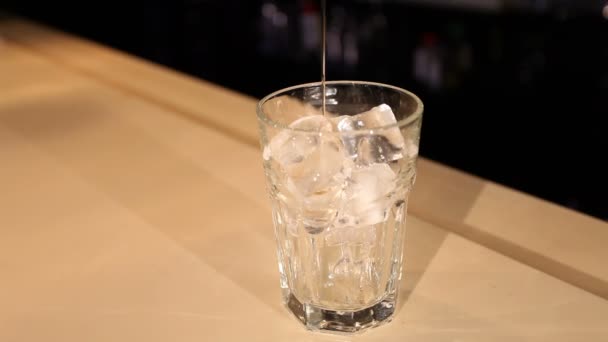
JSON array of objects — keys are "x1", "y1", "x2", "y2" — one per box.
[{"x1": 1, "y1": 18, "x2": 607, "y2": 341}]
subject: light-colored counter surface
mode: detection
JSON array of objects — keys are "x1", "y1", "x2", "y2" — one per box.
[{"x1": 1, "y1": 18, "x2": 607, "y2": 341}]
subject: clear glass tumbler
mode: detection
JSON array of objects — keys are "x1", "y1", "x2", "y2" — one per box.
[{"x1": 256, "y1": 81, "x2": 423, "y2": 333}]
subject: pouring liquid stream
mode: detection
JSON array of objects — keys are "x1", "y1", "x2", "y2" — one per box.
[{"x1": 321, "y1": 0, "x2": 327, "y2": 116}]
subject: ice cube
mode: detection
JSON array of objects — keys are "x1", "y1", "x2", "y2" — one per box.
[
  {"x1": 331, "y1": 104, "x2": 406, "y2": 165},
  {"x1": 334, "y1": 163, "x2": 396, "y2": 228},
  {"x1": 265, "y1": 115, "x2": 350, "y2": 234},
  {"x1": 264, "y1": 115, "x2": 332, "y2": 163},
  {"x1": 332, "y1": 116, "x2": 358, "y2": 156},
  {"x1": 294, "y1": 140, "x2": 350, "y2": 233},
  {"x1": 356, "y1": 104, "x2": 399, "y2": 127},
  {"x1": 356, "y1": 135, "x2": 404, "y2": 165},
  {"x1": 281, "y1": 121, "x2": 344, "y2": 196}
]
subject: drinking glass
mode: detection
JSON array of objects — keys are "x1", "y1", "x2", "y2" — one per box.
[{"x1": 256, "y1": 81, "x2": 423, "y2": 333}]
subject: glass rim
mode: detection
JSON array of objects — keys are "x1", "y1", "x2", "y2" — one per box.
[{"x1": 256, "y1": 80, "x2": 424, "y2": 134}]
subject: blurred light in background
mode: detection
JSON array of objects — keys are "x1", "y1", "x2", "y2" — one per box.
[{"x1": 2, "y1": 0, "x2": 607, "y2": 220}]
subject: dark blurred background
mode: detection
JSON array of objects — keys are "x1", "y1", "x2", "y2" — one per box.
[{"x1": 3, "y1": 0, "x2": 607, "y2": 220}]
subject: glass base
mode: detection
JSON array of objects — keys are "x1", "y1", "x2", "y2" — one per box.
[{"x1": 285, "y1": 293, "x2": 396, "y2": 334}]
